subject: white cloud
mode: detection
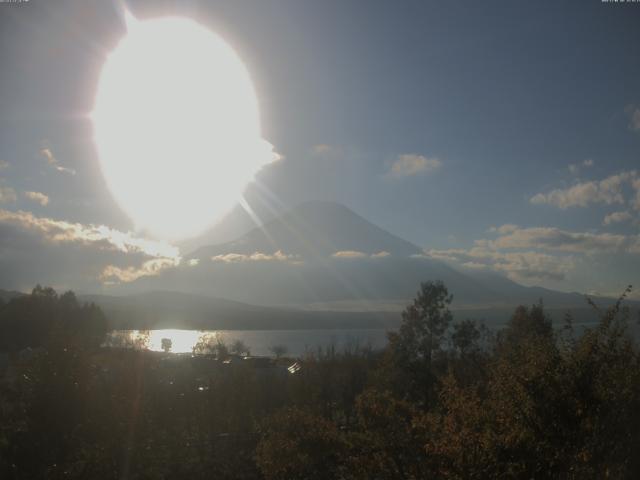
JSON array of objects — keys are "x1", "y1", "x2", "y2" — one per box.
[
  {"x1": 331, "y1": 250, "x2": 391, "y2": 259},
  {"x1": 0, "y1": 160, "x2": 9, "y2": 171},
  {"x1": 490, "y1": 225, "x2": 629, "y2": 254},
  {"x1": 429, "y1": 221, "x2": 640, "y2": 283},
  {"x1": 23, "y1": 191, "x2": 49, "y2": 206},
  {"x1": 426, "y1": 247, "x2": 574, "y2": 282},
  {"x1": 530, "y1": 171, "x2": 635, "y2": 209},
  {"x1": 270, "y1": 146, "x2": 285, "y2": 163},
  {"x1": 627, "y1": 106, "x2": 640, "y2": 132},
  {"x1": 0, "y1": 209, "x2": 179, "y2": 259},
  {"x1": 632, "y1": 177, "x2": 640, "y2": 211},
  {"x1": 568, "y1": 158, "x2": 594, "y2": 175},
  {"x1": 101, "y1": 258, "x2": 177, "y2": 283},
  {"x1": 332, "y1": 250, "x2": 368, "y2": 259},
  {"x1": 211, "y1": 253, "x2": 248, "y2": 263},
  {"x1": 311, "y1": 144, "x2": 333, "y2": 155},
  {"x1": 0, "y1": 209, "x2": 181, "y2": 287},
  {"x1": 0, "y1": 186, "x2": 16, "y2": 204},
  {"x1": 389, "y1": 154, "x2": 441, "y2": 178},
  {"x1": 309, "y1": 144, "x2": 344, "y2": 161},
  {"x1": 211, "y1": 250, "x2": 300, "y2": 264},
  {"x1": 488, "y1": 224, "x2": 518, "y2": 235},
  {"x1": 39, "y1": 148, "x2": 76, "y2": 176},
  {"x1": 603, "y1": 211, "x2": 633, "y2": 226},
  {"x1": 40, "y1": 148, "x2": 54, "y2": 164}
]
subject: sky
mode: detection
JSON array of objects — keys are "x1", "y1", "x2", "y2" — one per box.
[{"x1": 0, "y1": 0, "x2": 639, "y2": 298}]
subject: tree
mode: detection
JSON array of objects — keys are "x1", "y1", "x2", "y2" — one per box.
[
  {"x1": 192, "y1": 333, "x2": 228, "y2": 359},
  {"x1": 256, "y1": 407, "x2": 347, "y2": 480},
  {"x1": 424, "y1": 288, "x2": 640, "y2": 478},
  {"x1": 393, "y1": 281, "x2": 453, "y2": 362},
  {"x1": 499, "y1": 301, "x2": 552, "y2": 348},
  {"x1": 161, "y1": 338, "x2": 172, "y2": 353},
  {"x1": 269, "y1": 345, "x2": 287, "y2": 359},
  {"x1": 449, "y1": 319, "x2": 490, "y2": 387},
  {"x1": 347, "y1": 389, "x2": 429, "y2": 478},
  {"x1": 450, "y1": 319, "x2": 483, "y2": 356},
  {"x1": 0, "y1": 286, "x2": 107, "y2": 352},
  {"x1": 230, "y1": 339, "x2": 250, "y2": 356},
  {"x1": 0, "y1": 287, "x2": 109, "y2": 478},
  {"x1": 383, "y1": 280, "x2": 453, "y2": 404}
]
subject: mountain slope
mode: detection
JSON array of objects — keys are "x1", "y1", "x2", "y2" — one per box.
[
  {"x1": 188, "y1": 201, "x2": 422, "y2": 260},
  {"x1": 128, "y1": 201, "x2": 626, "y2": 312},
  {"x1": 129, "y1": 202, "x2": 509, "y2": 306}
]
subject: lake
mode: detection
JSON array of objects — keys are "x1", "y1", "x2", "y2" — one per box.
[
  {"x1": 106, "y1": 328, "x2": 391, "y2": 357},
  {"x1": 106, "y1": 318, "x2": 616, "y2": 358}
]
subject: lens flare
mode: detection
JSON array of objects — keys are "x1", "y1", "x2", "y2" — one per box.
[{"x1": 93, "y1": 14, "x2": 275, "y2": 240}]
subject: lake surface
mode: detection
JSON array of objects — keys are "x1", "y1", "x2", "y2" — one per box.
[
  {"x1": 107, "y1": 328, "x2": 390, "y2": 357},
  {"x1": 106, "y1": 318, "x2": 616, "y2": 358}
]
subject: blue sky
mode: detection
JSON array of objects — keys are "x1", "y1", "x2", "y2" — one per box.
[{"x1": 0, "y1": 0, "x2": 639, "y2": 297}]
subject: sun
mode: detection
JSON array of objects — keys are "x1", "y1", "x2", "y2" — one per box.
[{"x1": 93, "y1": 13, "x2": 274, "y2": 240}]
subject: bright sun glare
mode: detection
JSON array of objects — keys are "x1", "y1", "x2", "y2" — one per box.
[{"x1": 93, "y1": 13, "x2": 275, "y2": 241}]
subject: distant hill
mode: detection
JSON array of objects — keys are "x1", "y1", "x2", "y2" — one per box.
[
  {"x1": 0, "y1": 289, "x2": 24, "y2": 303},
  {"x1": 80, "y1": 291, "x2": 400, "y2": 330},
  {"x1": 82, "y1": 289, "x2": 621, "y2": 332}
]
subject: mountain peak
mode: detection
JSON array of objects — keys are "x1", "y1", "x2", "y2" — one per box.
[{"x1": 189, "y1": 201, "x2": 422, "y2": 259}]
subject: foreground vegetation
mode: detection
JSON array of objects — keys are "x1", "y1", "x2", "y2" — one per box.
[{"x1": 1, "y1": 282, "x2": 639, "y2": 479}]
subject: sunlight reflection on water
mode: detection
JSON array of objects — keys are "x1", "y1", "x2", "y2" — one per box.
[
  {"x1": 107, "y1": 328, "x2": 390, "y2": 356},
  {"x1": 143, "y1": 329, "x2": 210, "y2": 353}
]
